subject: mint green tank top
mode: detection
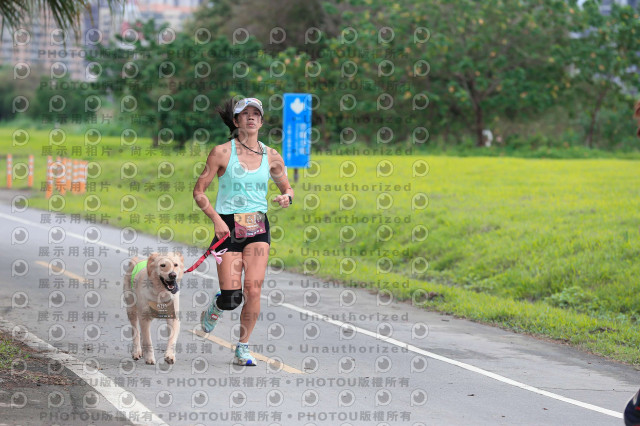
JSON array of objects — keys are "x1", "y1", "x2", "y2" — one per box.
[{"x1": 215, "y1": 140, "x2": 270, "y2": 214}]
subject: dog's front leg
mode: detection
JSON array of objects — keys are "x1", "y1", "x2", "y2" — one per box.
[
  {"x1": 127, "y1": 307, "x2": 142, "y2": 360},
  {"x1": 164, "y1": 318, "x2": 179, "y2": 364},
  {"x1": 140, "y1": 316, "x2": 156, "y2": 365}
]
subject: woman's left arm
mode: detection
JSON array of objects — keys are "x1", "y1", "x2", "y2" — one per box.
[{"x1": 269, "y1": 149, "x2": 294, "y2": 208}]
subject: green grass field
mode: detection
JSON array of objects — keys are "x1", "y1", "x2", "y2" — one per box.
[{"x1": 2, "y1": 126, "x2": 640, "y2": 364}]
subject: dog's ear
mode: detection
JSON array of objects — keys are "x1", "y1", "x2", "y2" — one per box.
[
  {"x1": 127, "y1": 257, "x2": 138, "y2": 272},
  {"x1": 147, "y1": 253, "x2": 158, "y2": 276},
  {"x1": 177, "y1": 252, "x2": 184, "y2": 263}
]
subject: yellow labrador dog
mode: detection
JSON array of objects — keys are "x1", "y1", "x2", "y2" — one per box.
[{"x1": 123, "y1": 252, "x2": 183, "y2": 364}]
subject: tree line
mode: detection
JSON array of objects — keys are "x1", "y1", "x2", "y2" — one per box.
[{"x1": 1, "y1": 0, "x2": 639, "y2": 150}]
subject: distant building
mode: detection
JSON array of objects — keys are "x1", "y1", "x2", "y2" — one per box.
[
  {"x1": 599, "y1": 0, "x2": 638, "y2": 14},
  {"x1": 133, "y1": 0, "x2": 202, "y2": 31},
  {"x1": 0, "y1": 0, "x2": 202, "y2": 81}
]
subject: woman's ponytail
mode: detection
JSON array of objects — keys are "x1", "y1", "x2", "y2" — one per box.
[{"x1": 216, "y1": 98, "x2": 238, "y2": 138}]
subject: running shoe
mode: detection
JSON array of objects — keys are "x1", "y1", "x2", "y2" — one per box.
[
  {"x1": 235, "y1": 343, "x2": 257, "y2": 366},
  {"x1": 201, "y1": 291, "x2": 223, "y2": 333}
]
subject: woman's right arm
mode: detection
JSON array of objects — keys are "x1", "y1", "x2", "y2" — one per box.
[{"x1": 193, "y1": 146, "x2": 229, "y2": 240}]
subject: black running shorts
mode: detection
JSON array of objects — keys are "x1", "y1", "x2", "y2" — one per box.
[{"x1": 210, "y1": 213, "x2": 271, "y2": 253}]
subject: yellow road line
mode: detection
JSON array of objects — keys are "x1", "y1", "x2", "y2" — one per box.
[
  {"x1": 189, "y1": 329, "x2": 304, "y2": 374},
  {"x1": 35, "y1": 260, "x2": 85, "y2": 281}
]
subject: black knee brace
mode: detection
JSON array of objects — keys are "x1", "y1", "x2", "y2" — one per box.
[{"x1": 216, "y1": 289, "x2": 244, "y2": 310}]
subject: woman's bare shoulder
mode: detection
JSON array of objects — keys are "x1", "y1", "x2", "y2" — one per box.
[
  {"x1": 265, "y1": 145, "x2": 282, "y2": 159},
  {"x1": 209, "y1": 140, "x2": 233, "y2": 157}
]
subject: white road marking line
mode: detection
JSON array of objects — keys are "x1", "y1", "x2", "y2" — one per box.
[
  {"x1": 0, "y1": 211, "x2": 123, "y2": 252},
  {"x1": 0, "y1": 211, "x2": 219, "y2": 284},
  {"x1": 275, "y1": 301, "x2": 623, "y2": 419},
  {"x1": 0, "y1": 317, "x2": 169, "y2": 426},
  {"x1": 1, "y1": 211, "x2": 624, "y2": 418}
]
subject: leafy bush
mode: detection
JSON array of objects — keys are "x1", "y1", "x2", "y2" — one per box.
[{"x1": 547, "y1": 286, "x2": 594, "y2": 309}]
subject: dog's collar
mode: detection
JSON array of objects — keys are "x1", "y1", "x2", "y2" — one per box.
[{"x1": 131, "y1": 260, "x2": 147, "y2": 289}]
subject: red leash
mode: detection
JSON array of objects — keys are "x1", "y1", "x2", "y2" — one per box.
[{"x1": 184, "y1": 232, "x2": 230, "y2": 273}]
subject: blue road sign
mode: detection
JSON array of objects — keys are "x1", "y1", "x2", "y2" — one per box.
[{"x1": 282, "y1": 93, "x2": 311, "y2": 168}]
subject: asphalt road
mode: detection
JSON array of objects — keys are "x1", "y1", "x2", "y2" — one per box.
[{"x1": 0, "y1": 190, "x2": 638, "y2": 425}]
